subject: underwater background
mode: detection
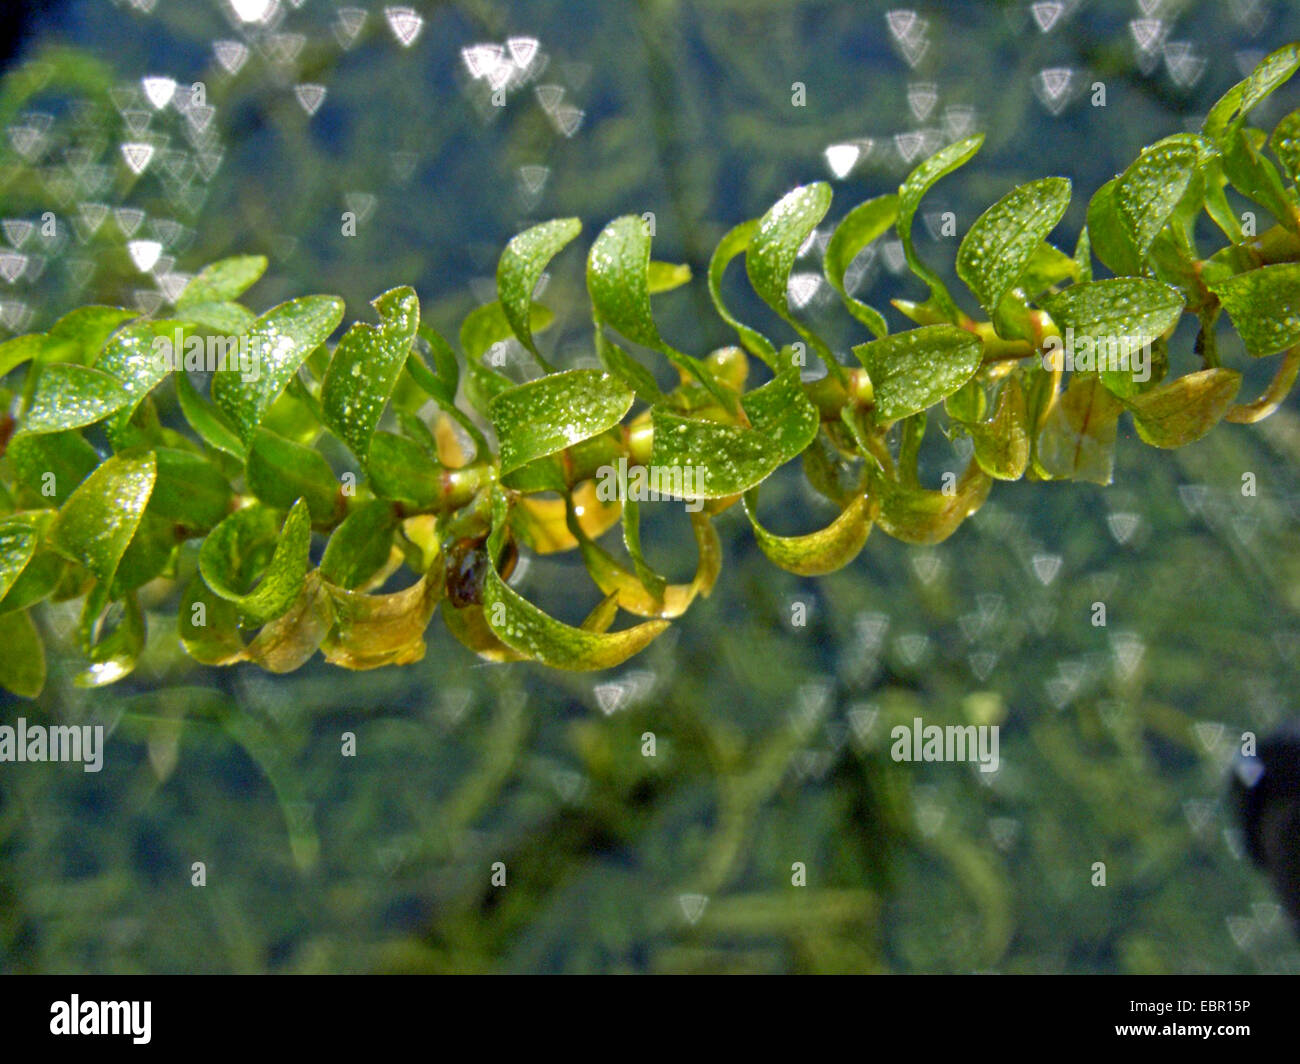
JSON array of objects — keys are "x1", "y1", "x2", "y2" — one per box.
[{"x1": 2, "y1": 0, "x2": 1300, "y2": 973}]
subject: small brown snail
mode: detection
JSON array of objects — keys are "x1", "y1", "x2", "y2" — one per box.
[{"x1": 444, "y1": 534, "x2": 518, "y2": 608}]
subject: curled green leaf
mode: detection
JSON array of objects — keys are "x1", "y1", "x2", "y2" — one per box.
[
  {"x1": 199, "y1": 498, "x2": 312, "y2": 624},
  {"x1": 872, "y1": 460, "x2": 991, "y2": 545},
  {"x1": 743, "y1": 490, "x2": 873, "y2": 575},
  {"x1": 853, "y1": 324, "x2": 982, "y2": 423},
  {"x1": 497, "y1": 218, "x2": 581, "y2": 367},
  {"x1": 322, "y1": 568, "x2": 443, "y2": 669},
  {"x1": 569, "y1": 500, "x2": 719, "y2": 618},
  {"x1": 824, "y1": 193, "x2": 898, "y2": 338},
  {"x1": 897, "y1": 134, "x2": 984, "y2": 319},
  {"x1": 483, "y1": 494, "x2": 668, "y2": 669},
  {"x1": 1207, "y1": 263, "x2": 1300, "y2": 356},
  {"x1": 1124, "y1": 368, "x2": 1241, "y2": 448},
  {"x1": 321, "y1": 500, "x2": 399, "y2": 589},
  {"x1": 49, "y1": 451, "x2": 157, "y2": 586},
  {"x1": 178, "y1": 254, "x2": 268, "y2": 306},
  {"x1": 179, "y1": 575, "x2": 246, "y2": 665},
  {"x1": 0, "y1": 609, "x2": 45, "y2": 697},
  {"x1": 322, "y1": 286, "x2": 420, "y2": 460},
  {"x1": 211, "y1": 294, "x2": 345, "y2": 444},
  {"x1": 490, "y1": 369, "x2": 635, "y2": 476},
  {"x1": 746, "y1": 183, "x2": 836, "y2": 371},
  {"x1": 588, "y1": 215, "x2": 732, "y2": 406},
  {"x1": 956, "y1": 177, "x2": 1071, "y2": 319},
  {"x1": 20, "y1": 364, "x2": 133, "y2": 434},
  {"x1": 708, "y1": 220, "x2": 779, "y2": 366},
  {"x1": 969, "y1": 375, "x2": 1030, "y2": 481},
  {"x1": 650, "y1": 367, "x2": 818, "y2": 497},
  {"x1": 1035, "y1": 374, "x2": 1122, "y2": 485}
]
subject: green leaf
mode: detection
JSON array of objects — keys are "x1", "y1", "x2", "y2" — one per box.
[
  {"x1": 199, "y1": 498, "x2": 312, "y2": 624},
  {"x1": 588, "y1": 215, "x2": 732, "y2": 405},
  {"x1": 75, "y1": 587, "x2": 145, "y2": 687},
  {"x1": 969, "y1": 375, "x2": 1030, "y2": 480},
  {"x1": 707, "y1": 220, "x2": 779, "y2": 366},
  {"x1": 743, "y1": 491, "x2": 873, "y2": 575},
  {"x1": 406, "y1": 326, "x2": 488, "y2": 460},
  {"x1": 43, "y1": 306, "x2": 137, "y2": 363},
  {"x1": 1271, "y1": 109, "x2": 1300, "y2": 182},
  {"x1": 1124, "y1": 368, "x2": 1241, "y2": 448},
  {"x1": 1073, "y1": 226, "x2": 1093, "y2": 284},
  {"x1": 897, "y1": 134, "x2": 984, "y2": 319},
  {"x1": 570, "y1": 502, "x2": 719, "y2": 618},
  {"x1": 0, "y1": 548, "x2": 62, "y2": 616},
  {"x1": 745, "y1": 183, "x2": 836, "y2": 369},
  {"x1": 871, "y1": 461, "x2": 991, "y2": 545},
  {"x1": 1207, "y1": 263, "x2": 1300, "y2": 356},
  {"x1": 95, "y1": 319, "x2": 190, "y2": 439},
  {"x1": 322, "y1": 286, "x2": 420, "y2": 460},
  {"x1": 322, "y1": 569, "x2": 442, "y2": 669},
  {"x1": 7, "y1": 431, "x2": 98, "y2": 503},
  {"x1": 20, "y1": 363, "x2": 133, "y2": 434},
  {"x1": 211, "y1": 295, "x2": 344, "y2": 444},
  {"x1": 1205, "y1": 44, "x2": 1300, "y2": 140},
  {"x1": 49, "y1": 451, "x2": 157, "y2": 585},
  {"x1": 0, "y1": 516, "x2": 39, "y2": 603},
  {"x1": 824, "y1": 193, "x2": 898, "y2": 338},
  {"x1": 175, "y1": 370, "x2": 246, "y2": 458},
  {"x1": 0, "y1": 333, "x2": 47, "y2": 378},
  {"x1": 110, "y1": 511, "x2": 175, "y2": 595},
  {"x1": 1219, "y1": 125, "x2": 1295, "y2": 230},
  {"x1": 243, "y1": 571, "x2": 333, "y2": 673},
  {"x1": 1035, "y1": 374, "x2": 1122, "y2": 485},
  {"x1": 620, "y1": 496, "x2": 666, "y2": 599},
  {"x1": 497, "y1": 218, "x2": 581, "y2": 368},
  {"x1": 482, "y1": 493, "x2": 668, "y2": 669},
  {"x1": 1085, "y1": 178, "x2": 1142, "y2": 277},
  {"x1": 1043, "y1": 277, "x2": 1184, "y2": 397},
  {"x1": 650, "y1": 367, "x2": 819, "y2": 497},
  {"x1": 852, "y1": 324, "x2": 982, "y2": 422},
  {"x1": 366, "y1": 431, "x2": 442, "y2": 507},
  {"x1": 173, "y1": 301, "x2": 255, "y2": 335},
  {"x1": 442, "y1": 601, "x2": 528, "y2": 662},
  {"x1": 247, "y1": 429, "x2": 342, "y2": 522},
  {"x1": 944, "y1": 376, "x2": 986, "y2": 424},
  {"x1": 320, "y1": 500, "x2": 398, "y2": 589},
  {"x1": 593, "y1": 326, "x2": 665, "y2": 403},
  {"x1": 1115, "y1": 137, "x2": 1202, "y2": 256},
  {"x1": 581, "y1": 592, "x2": 621, "y2": 634},
  {"x1": 178, "y1": 575, "x2": 246, "y2": 665},
  {"x1": 416, "y1": 323, "x2": 459, "y2": 399},
  {"x1": 148, "y1": 447, "x2": 233, "y2": 530},
  {"x1": 957, "y1": 177, "x2": 1071, "y2": 318},
  {"x1": 1015, "y1": 242, "x2": 1079, "y2": 299},
  {"x1": 0, "y1": 609, "x2": 45, "y2": 697},
  {"x1": 178, "y1": 254, "x2": 268, "y2": 306},
  {"x1": 647, "y1": 261, "x2": 691, "y2": 294},
  {"x1": 460, "y1": 300, "x2": 553, "y2": 364},
  {"x1": 490, "y1": 369, "x2": 634, "y2": 475}
]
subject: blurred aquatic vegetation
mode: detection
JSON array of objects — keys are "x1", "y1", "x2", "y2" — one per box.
[{"x1": 3, "y1": 0, "x2": 1300, "y2": 975}]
